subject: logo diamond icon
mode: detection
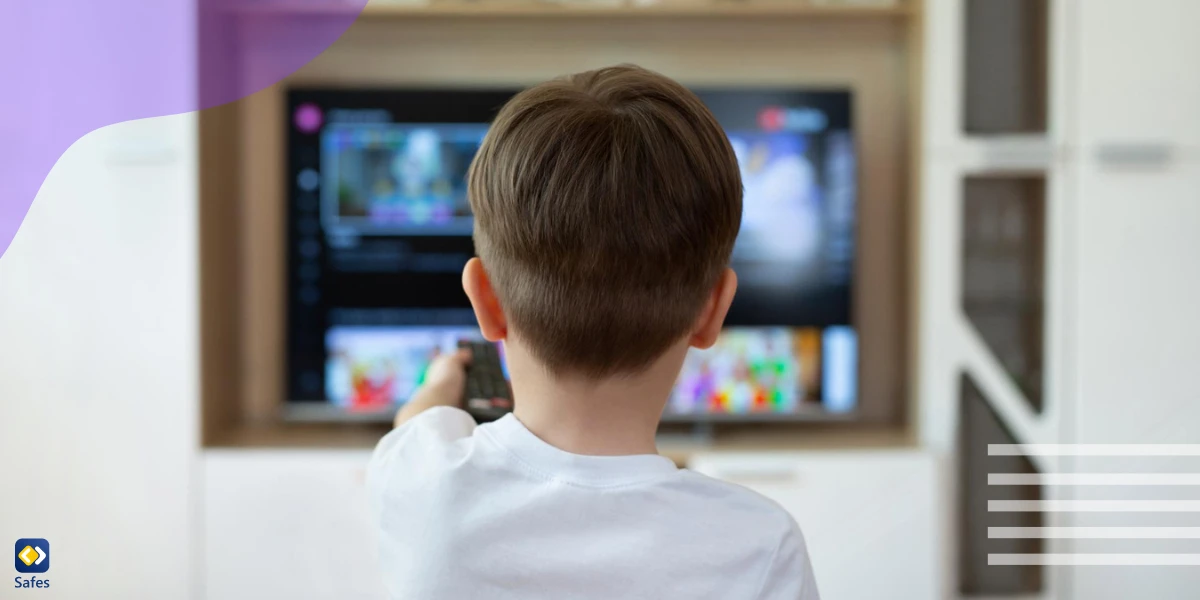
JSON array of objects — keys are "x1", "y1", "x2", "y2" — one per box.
[
  {"x1": 14, "y1": 539, "x2": 49, "y2": 573},
  {"x1": 18, "y1": 545, "x2": 36, "y2": 566}
]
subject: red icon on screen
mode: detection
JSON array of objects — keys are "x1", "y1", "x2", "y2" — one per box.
[{"x1": 758, "y1": 106, "x2": 786, "y2": 131}]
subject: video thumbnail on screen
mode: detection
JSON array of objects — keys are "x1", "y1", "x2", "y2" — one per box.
[
  {"x1": 325, "y1": 327, "x2": 507, "y2": 411},
  {"x1": 669, "y1": 326, "x2": 856, "y2": 417},
  {"x1": 321, "y1": 124, "x2": 488, "y2": 235}
]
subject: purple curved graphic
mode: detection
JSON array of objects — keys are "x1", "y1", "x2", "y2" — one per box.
[{"x1": 0, "y1": 0, "x2": 369, "y2": 260}]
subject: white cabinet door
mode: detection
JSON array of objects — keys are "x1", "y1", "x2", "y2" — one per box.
[
  {"x1": 1074, "y1": 163, "x2": 1200, "y2": 444},
  {"x1": 688, "y1": 450, "x2": 942, "y2": 600},
  {"x1": 0, "y1": 115, "x2": 197, "y2": 598},
  {"x1": 1076, "y1": 0, "x2": 1200, "y2": 149},
  {"x1": 1068, "y1": 163, "x2": 1200, "y2": 600},
  {"x1": 203, "y1": 450, "x2": 386, "y2": 600}
]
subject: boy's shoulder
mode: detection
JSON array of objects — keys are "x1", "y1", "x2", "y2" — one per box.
[{"x1": 672, "y1": 468, "x2": 804, "y2": 537}]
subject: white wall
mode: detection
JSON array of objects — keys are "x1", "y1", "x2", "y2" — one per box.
[{"x1": 0, "y1": 115, "x2": 198, "y2": 598}]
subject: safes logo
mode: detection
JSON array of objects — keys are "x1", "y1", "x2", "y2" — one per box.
[
  {"x1": 14, "y1": 539, "x2": 50, "y2": 590},
  {"x1": 14, "y1": 540, "x2": 48, "y2": 573}
]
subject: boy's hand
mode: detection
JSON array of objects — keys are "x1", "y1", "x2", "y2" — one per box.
[
  {"x1": 422, "y1": 348, "x2": 473, "y2": 403},
  {"x1": 393, "y1": 348, "x2": 472, "y2": 428}
]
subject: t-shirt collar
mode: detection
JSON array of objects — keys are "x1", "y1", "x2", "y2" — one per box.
[{"x1": 481, "y1": 413, "x2": 678, "y2": 487}]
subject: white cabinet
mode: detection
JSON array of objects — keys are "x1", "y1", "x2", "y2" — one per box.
[
  {"x1": 1065, "y1": 19, "x2": 1200, "y2": 584},
  {"x1": 1076, "y1": 0, "x2": 1200, "y2": 149},
  {"x1": 0, "y1": 115, "x2": 198, "y2": 599},
  {"x1": 202, "y1": 450, "x2": 386, "y2": 600},
  {"x1": 1063, "y1": 163, "x2": 1200, "y2": 600},
  {"x1": 1074, "y1": 164, "x2": 1200, "y2": 444},
  {"x1": 688, "y1": 450, "x2": 942, "y2": 600}
]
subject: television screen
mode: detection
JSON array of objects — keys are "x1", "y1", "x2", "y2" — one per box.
[{"x1": 284, "y1": 87, "x2": 856, "y2": 422}]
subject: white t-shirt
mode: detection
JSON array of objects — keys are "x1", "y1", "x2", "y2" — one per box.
[{"x1": 367, "y1": 407, "x2": 820, "y2": 600}]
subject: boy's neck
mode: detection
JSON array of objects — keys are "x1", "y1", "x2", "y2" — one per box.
[{"x1": 505, "y1": 340, "x2": 688, "y2": 457}]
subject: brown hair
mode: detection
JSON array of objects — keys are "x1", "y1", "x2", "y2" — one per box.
[{"x1": 468, "y1": 65, "x2": 742, "y2": 377}]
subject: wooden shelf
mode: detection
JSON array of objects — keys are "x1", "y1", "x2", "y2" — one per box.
[
  {"x1": 208, "y1": 420, "x2": 914, "y2": 467},
  {"x1": 233, "y1": 1, "x2": 912, "y2": 19}
]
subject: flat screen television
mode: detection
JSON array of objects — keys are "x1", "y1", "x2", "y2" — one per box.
[{"x1": 284, "y1": 86, "x2": 857, "y2": 422}]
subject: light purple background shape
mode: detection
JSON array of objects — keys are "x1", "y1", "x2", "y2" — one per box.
[{"x1": 0, "y1": 0, "x2": 369, "y2": 260}]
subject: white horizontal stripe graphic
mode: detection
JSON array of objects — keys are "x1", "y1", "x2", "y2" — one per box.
[
  {"x1": 989, "y1": 554, "x2": 1200, "y2": 566},
  {"x1": 988, "y1": 473, "x2": 1200, "y2": 485},
  {"x1": 989, "y1": 527, "x2": 1200, "y2": 539},
  {"x1": 989, "y1": 444, "x2": 1200, "y2": 456},
  {"x1": 989, "y1": 500, "x2": 1200, "y2": 512}
]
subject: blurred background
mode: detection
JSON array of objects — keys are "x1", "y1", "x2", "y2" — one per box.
[{"x1": 2, "y1": 0, "x2": 1199, "y2": 598}]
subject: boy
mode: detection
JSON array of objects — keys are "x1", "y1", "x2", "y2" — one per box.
[{"x1": 367, "y1": 65, "x2": 819, "y2": 599}]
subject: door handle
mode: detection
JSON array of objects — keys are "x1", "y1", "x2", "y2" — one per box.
[{"x1": 1095, "y1": 143, "x2": 1173, "y2": 169}]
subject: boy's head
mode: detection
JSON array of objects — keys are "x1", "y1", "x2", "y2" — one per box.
[{"x1": 465, "y1": 65, "x2": 742, "y2": 378}]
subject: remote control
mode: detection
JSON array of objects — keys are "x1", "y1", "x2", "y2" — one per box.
[{"x1": 458, "y1": 340, "x2": 514, "y2": 423}]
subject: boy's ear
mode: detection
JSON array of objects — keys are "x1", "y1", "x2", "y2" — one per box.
[
  {"x1": 463, "y1": 257, "x2": 508, "y2": 342},
  {"x1": 689, "y1": 268, "x2": 737, "y2": 350}
]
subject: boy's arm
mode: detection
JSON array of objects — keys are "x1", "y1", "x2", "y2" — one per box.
[
  {"x1": 368, "y1": 348, "x2": 475, "y2": 527},
  {"x1": 755, "y1": 527, "x2": 820, "y2": 600},
  {"x1": 393, "y1": 348, "x2": 472, "y2": 428}
]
